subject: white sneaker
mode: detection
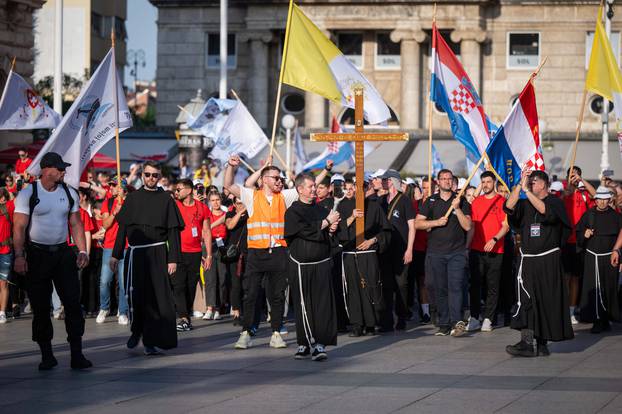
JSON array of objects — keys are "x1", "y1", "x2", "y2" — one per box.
[
  {"x1": 203, "y1": 310, "x2": 214, "y2": 320},
  {"x1": 23, "y1": 302, "x2": 31, "y2": 314},
  {"x1": 481, "y1": 318, "x2": 493, "y2": 332},
  {"x1": 118, "y1": 314, "x2": 129, "y2": 325},
  {"x1": 96, "y1": 309, "x2": 109, "y2": 324},
  {"x1": 234, "y1": 331, "x2": 253, "y2": 349},
  {"x1": 192, "y1": 311, "x2": 204, "y2": 319},
  {"x1": 0, "y1": 312, "x2": 6, "y2": 324},
  {"x1": 269, "y1": 331, "x2": 287, "y2": 349},
  {"x1": 213, "y1": 311, "x2": 221, "y2": 320},
  {"x1": 53, "y1": 309, "x2": 62, "y2": 320},
  {"x1": 571, "y1": 315, "x2": 579, "y2": 325},
  {"x1": 466, "y1": 317, "x2": 481, "y2": 332}
]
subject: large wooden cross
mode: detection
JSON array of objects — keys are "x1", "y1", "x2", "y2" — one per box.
[{"x1": 311, "y1": 87, "x2": 409, "y2": 245}]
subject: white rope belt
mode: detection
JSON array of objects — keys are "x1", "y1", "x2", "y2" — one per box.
[
  {"x1": 289, "y1": 255, "x2": 331, "y2": 348},
  {"x1": 126, "y1": 242, "x2": 167, "y2": 324},
  {"x1": 586, "y1": 249, "x2": 611, "y2": 319},
  {"x1": 341, "y1": 250, "x2": 377, "y2": 319},
  {"x1": 513, "y1": 247, "x2": 560, "y2": 317}
]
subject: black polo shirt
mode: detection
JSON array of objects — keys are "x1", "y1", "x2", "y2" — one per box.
[
  {"x1": 380, "y1": 192, "x2": 415, "y2": 251},
  {"x1": 419, "y1": 192, "x2": 471, "y2": 254}
]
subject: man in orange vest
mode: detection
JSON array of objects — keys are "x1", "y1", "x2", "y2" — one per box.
[{"x1": 224, "y1": 154, "x2": 299, "y2": 349}]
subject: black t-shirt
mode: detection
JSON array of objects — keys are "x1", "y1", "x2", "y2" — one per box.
[
  {"x1": 419, "y1": 192, "x2": 472, "y2": 254},
  {"x1": 380, "y1": 193, "x2": 415, "y2": 250},
  {"x1": 225, "y1": 209, "x2": 248, "y2": 254}
]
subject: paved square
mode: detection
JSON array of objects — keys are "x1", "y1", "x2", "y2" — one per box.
[{"x1": 1, "y1": 315, "x2": 621, "y2": 413}]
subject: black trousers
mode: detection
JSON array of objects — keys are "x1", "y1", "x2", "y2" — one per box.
[
  {"x1": 171, "y1": 252, "x2": 202, "y2": 319},
  {"x1": 25, "y1": 243, "x2": 84, "y2": 343},
  {"x1": 227, "y1": 254, "x2": 245, "y2": 311},
  {"x1": 469, "y1": 250, "x2": 503, "y2": 321},
  {"x1": 380, "y1": 247, "x2": 410, "y2": 328},
  {"x1": 205, "y1": 247, "x2": 229, "y2": 308},
  {"x1": 242, "y1": 248, "x2": 287, "y2": 332},
  {"x1": 82, "y1": 248, "x2": 102, "y2": 313}
]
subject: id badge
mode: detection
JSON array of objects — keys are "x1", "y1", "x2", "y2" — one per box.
[
  {"x1": 530, "y1": 223, "x2": 541, "y2": 238},
  {"x1": 191, "y1": 227, "x2": 198, "y2": 237},
  {"x1": 216, "y1": 237, "x2": 225, "y2": 247}
]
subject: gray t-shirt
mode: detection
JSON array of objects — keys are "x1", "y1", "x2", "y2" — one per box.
[{"x1": 15, "y1": 182, "x2": 79, "y2": 245}]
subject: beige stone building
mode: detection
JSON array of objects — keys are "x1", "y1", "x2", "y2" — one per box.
[{"x1": 150, "y1": 0, "x2": 621, "y2": 179}]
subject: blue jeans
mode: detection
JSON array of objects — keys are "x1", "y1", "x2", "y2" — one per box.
[
  {"x1": 99, "y1": 248, "x2": 128, "y2": 315},
  {"x1": 427, "y1": 250, "x2": 467, "y2": 328}
]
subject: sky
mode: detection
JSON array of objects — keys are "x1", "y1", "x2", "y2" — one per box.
[{"x1": 123, "y1": 0, "x2": 158, "y2": 89}]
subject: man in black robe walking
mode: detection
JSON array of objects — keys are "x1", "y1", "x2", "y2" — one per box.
[
  {"x1": 504, "y1": 169, "x2": 573, "y2": 357},
  {"x1": 338, "y1": 179, "x2": 392, "y2": 336},
  {"x1": 577, "y1": 186, "x2": 622, "y2": 333},
  {"x1": 110, "y1": 161, "x2": 183, "y2": 355},
  {"x1": 285, "y1": 173, "x2": 339, "y2": 361}
]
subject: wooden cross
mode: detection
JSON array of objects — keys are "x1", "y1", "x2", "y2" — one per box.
[{"x1": 311, "y1": 87, "x2": 409, "y2": 245}]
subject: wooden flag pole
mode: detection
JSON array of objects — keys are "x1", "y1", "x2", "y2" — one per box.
[
  {"x1": 229, "y1": 89, "x2": 291, "y2": 173},
  {"x1": 10, "y1": 57, "x2": 15, "y2": 72},
  {"x1": 443, "y1": 152, "x2": 486, "y2": 218},
  {"x1": 268, "y1": 0, "x2": 295, "y2": 164},
  {"x1": 427, "y1": 3, "x2": 437, "y2": 197},
  {"x1": 238, "y1": 157, "x2": 256, "y2": 173},
  {"x1": 111, "y1": 29, "x2": 122, "y2": 189},
  {"x1": 568, "y1": 89, "x2": 588, "y2": 178}
]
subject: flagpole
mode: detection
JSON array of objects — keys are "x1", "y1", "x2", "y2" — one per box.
[
  {"x1": 443, "y1": 152, "x2": 486, "y2": 218},
  {"x1": 111, "y1": 30, "x2": 122, "y2": 189},
  {"x1": 10, "y1": 57, "x2": 15, "y2": 72},
  {"x1": 569, "y1": 90, "x2": 587, "y2": 178},
  {"x1": 427, "y1": 3, "x2": 437, "y2": 196},
  {"x1": 268, "y1": 0, "x2": 295, "y2": 164}
]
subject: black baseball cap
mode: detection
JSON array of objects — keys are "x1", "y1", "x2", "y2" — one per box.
[
  {"x1": 40, "y1": 152, "x2": 71, "y2": 170},
  {"x1": 381, "y1": 169, "x2": 401, "y2": 181}
]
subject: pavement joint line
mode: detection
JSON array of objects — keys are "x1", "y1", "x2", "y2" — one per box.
[{"x1": 595, "y1": 391, "x2": 622, "y2": 413}]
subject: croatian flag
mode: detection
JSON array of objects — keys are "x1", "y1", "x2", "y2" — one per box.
[
  {"x1": 302, "y1": 116, "x2": 354, "y2": 171},
  {"x1": 431, "y1": 23, "x2": 491, "y2": 160},
  {"x1": 485, "y1": 81, "x2": 543, "y2": 190}
]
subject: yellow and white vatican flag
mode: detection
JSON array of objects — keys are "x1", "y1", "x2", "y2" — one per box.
[
  {"x1": 0, "y1": 68, "x2": 61, "y2": 130},
  {"x1": 585, "y1": 6, "x2": 622, "y2": 126},
  {"x1": 282, "y1": 3, "x2": 391, "y2": 125}
]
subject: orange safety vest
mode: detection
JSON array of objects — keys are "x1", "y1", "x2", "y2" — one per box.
[{"x1": 247, "y1": 189, "x2": 288, "y2": 249}]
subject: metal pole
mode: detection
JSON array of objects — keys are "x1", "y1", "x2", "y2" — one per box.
[
  {"x1": 53, "y1": 0, "x2": 63, "y2": 115},
  {"x1": 602, "y1": 1, "x2": 613, "y2": 173},
  {"x1": 285, "y1": 127, "x2": 291, "y2": 172},
  {"x1": 219, "y1": 0, "x2": 227, "y2": 99}
]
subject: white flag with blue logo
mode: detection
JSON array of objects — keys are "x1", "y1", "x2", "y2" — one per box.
[
  {"x1": 186, "y1": 98, "x2": 237, "y2": 139},
  {"x1": 28, "y1": 48, "x2": 132, "y2": 187}
]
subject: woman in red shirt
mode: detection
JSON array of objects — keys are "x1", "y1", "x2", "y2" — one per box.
[
  {"x1": 4, "y1": 175, "x2": 17, "y2": 198},
  {"x1": 203, "y1": 191, "x2": 228, "y2": 320},
  {"x1": 0, "y1": 188, "x2": 14, "y2": 323}
]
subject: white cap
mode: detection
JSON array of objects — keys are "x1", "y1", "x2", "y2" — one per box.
[
  {"x1": 402, "y1": 177, "x2": 416, "y2": 185},
  {"x1": 330, "y1": 173, "x2": 345, "y2": 183},
  {"x1": 595, "y1": 185, "x2": 613, "y2": 199},
  {"x1": 549, "y1": 181, "x2": 563, "y2": 192},
  {"x1": 193, "y1": 179, "x2": 203, "y2": 186},
  {"x1": 371, "y1": 168, "x2": 386, "y2": 178}
]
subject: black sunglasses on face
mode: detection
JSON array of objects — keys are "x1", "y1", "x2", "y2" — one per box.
[{"x1": 143, "y1": 172, "x2": 160, "y2": 178}]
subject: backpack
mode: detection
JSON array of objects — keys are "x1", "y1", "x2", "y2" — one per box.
[{"x1": 26, "y1": 181, "x2": 75, "y2": 243}]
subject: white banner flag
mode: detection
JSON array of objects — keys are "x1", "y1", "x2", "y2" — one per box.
[
  {"x1": 186, "y1": 98, "x2": 237, "y2": 138},
  {"x1": 0, "y1": 70, "x2": 61, "y2": 130},
  {"x1": 28, "y1": 48, "x2": 132, "y2": 187},
  {"x1": 209, "y1": 100, "x2": 269, "y2": 162}
]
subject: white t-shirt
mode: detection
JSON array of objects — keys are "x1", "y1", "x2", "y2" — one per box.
[
  {"x1": 239, "y1": 187, "x2": 298, "y2": 217},
  {"x1": 15, "y1": 182, "x2": 80, "y2": 245}
]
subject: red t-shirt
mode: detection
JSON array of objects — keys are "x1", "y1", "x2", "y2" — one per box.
[
  {"x1": 564, "y1": 190, "x2": 595, "y2": 244},
  {"x1": 68, "y1": 208, "x2": 95, "y2": 246},
  {"x1": 413, "y1": 199, "x2": 428, "y2": 252},
  {"x1": 15, "y1": 158, "x2": 32, "y2": 175},
  {"x1": 470, "y1": 194, "x2": 506, "y2": 254},
  {"x1": 93, "y1": 217, "x2": 104, "y2": 249},
  {"x1": 101, "y1": 197, "x2": 127, "y2": 249},
  {"x1": 176, "y1": 200, "x2": 210, "y2": 253},
  {"x1": 207, "y1": 208, "x2": 227, "y2": 240},
  {"x1": 5, "y1": 184, "x2": 16, "y2": 194},
  {"x1": 0, "y1": 201, "x2": 14, "y2": 254}
]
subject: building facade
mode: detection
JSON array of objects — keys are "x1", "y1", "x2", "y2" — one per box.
[{"x1": 150, "y1": 0, "x2": 621, "y2": 178}]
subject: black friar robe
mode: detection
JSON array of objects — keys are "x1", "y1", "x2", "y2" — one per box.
[
  {"x1": 337, "y1": 197, "x2": 392, "y2": 329},
  {"x1": 284, "y1": 200, "x2": 337, "y2": 348},
  {"x1": 504, "y1": 195, "x2": 574, "y2": 342},
  {"x1": 576, "y1": 207, "x2": 622, "y2": 322},
  {"x1": 113, "y1": 187, "x2": 183, "y2": 350}
]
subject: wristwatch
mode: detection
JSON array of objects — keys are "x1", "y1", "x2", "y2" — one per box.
[{"x1": 492, "y1": 237, "x2": 499, "y2": 242}]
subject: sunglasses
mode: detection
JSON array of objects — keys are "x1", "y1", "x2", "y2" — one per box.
[
  {"x1": 143, "y1": 172, "x2": 160, "y2": 179},
  {"x1": 264, "y1": 175, "x2": 284, "y2": 182}
]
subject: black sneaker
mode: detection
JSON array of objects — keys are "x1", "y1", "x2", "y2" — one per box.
[
  {"x1": 395, "y1": 318, "x2": 407, "y2": 331},
  {"x1": 311, "y1": 344, "x2": 327, "y2": 361},
  {"x1": 294, "y1": 345, "x2": 311, "y2": 360},
  {"x1": 186, "y1": 320, "x2": 193, "y2": 331},
  {"x1": 144, "y1": 346, "x2": 160, "y2": 356},
  {"x1": 176, "y1": 319, "x2": 190, "y2": 332},
  {"x1": 38, "y1": 356, "x2": 58, "y2": 371},
  {"x1": 537, "y1": 343, "x2": 550, "y2": 357},
  {"x1": 420, "y1": 313, "x2": 431, "y2": 325},
  {"x1": 349, "y1": 326, "x2": 363, "y2": 337},
  {"x1": 364, "y1": 326, "x2": 376, "y2": 336},
  {"x1": 11, "y1": 304, "x2": 20, "y2": 319},
  {"x1": 127, "y1": 333, "x2": 141, "y2": 349},
  {"x1": 435, "y1": 326, "x2": 451, "y2": 336},
  {"x1": 71, "y1": 355, "x2": 93, "y2": 370},
  {"x1": 590, "y1": 320, "x2": 603, "y2": 334},
  {"x1": 506, "y1": 341, "x2": 536, "y2": 357}
]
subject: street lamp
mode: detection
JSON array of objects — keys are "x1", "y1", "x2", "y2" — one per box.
[
  {"x1": 281, "y1": 114, "x2": 296, "y2": 172},
  {"x1": 127, "y1": 49, "x2": 146, "y2": 93}
]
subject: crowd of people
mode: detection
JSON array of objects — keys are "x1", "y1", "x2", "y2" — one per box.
[{"x1": 2, "y1": 147, "x2": 622, "y2": 369}]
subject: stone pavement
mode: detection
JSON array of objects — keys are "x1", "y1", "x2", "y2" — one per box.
[{"x1": 1, "y1": 314, "x2": 622, "y2": 414}]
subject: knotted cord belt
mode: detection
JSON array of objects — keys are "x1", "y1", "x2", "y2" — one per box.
[
  {"x1": 126, "y1": 242, "x2": 167, "y2": 324},
  {"x1": 513, "y1": 247, "x2": 560, "y2": 317},
  {"x1": 586, "y1": 249, "x2": 611, "y2": 319},
  {"x1": 341, "y1": 250, "x2": 376, "y2": 319}
]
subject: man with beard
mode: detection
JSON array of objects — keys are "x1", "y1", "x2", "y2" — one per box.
[
  {"x1": 110, "y1": 161, "x2": 184, "y2": 355},
  {"x1": 577, "y1": 186, "x2": 622, "y2": 333},
  {"x1": 285, "y1": 173, "x2": 340, "y2": 361},
  {"x1": 504, "y1": 169, "x2": 573, "y2": 357},
  {"x1": 224, "y1": 155, "x2": 298, "y2": 350},
  {"x1": 338, "y1": 178, "x2": 392, "y2": 336}
]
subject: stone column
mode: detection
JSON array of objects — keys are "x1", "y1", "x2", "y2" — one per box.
[
  {"x1": 240, "y1": 32, "x2": 273, "y2": 129},
  {"x1": 305, "y1": 91, "x2": 325, "y2": 129},
  {"x1": 391, "y1": 28, "x2": 427, "y2": 129},
  {"x1": 450, "y1": 28, "x2": 486, "y2": 95}
]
